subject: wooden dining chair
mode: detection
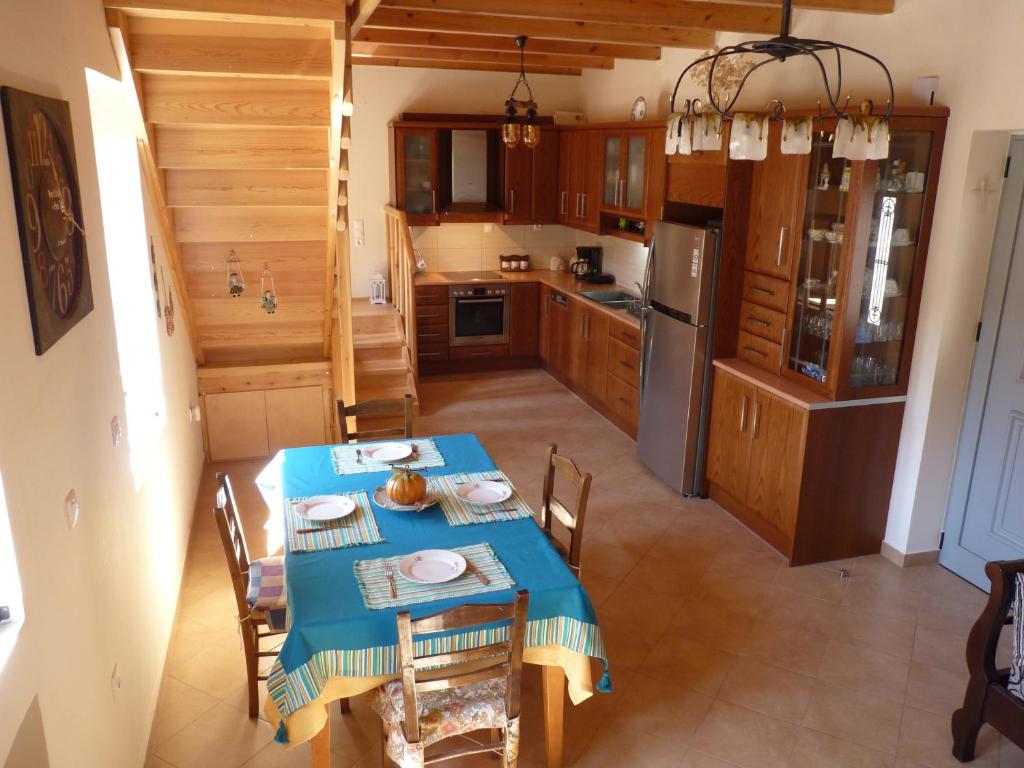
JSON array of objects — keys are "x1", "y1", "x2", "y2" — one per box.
[
  {"x1": 213, "y1": 473, "x2": 351, "y2": 719},
  {"x1": 539, "y1": 443, "x2": 592, "y2": 576},
  {"x1": 368, "y1": 590, "x2": 530, "y2": 768},
  {"x1": 337, "y1": 394, "x2": 413, "y2": 443}
]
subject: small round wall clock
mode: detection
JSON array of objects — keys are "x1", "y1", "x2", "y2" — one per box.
[{"x1": 631, "y1": 96, "x2": 647, "y2": 121}]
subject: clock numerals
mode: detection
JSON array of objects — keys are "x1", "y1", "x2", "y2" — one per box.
[
  {"x1": 52, "y1": 260, "x2": 75, "y2": 317},
  {"x1": 24, "y1": 191, "x2": 42, "y2": 253}
]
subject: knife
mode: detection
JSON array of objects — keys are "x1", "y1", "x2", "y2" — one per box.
[{"x1": 466, "y1": 560, "x2": 490, "y2": 585}]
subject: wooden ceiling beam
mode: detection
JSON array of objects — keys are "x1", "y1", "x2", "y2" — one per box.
[
  {"x1": 714, "y1": 0, "x2": 893, "y2": 12},
  {"x1": 354, "y1": 27, "x2": 661, "y2": 60},
  {"x1": 352, "y1": 56, "x2": 583, "y2": 76},
  {"x1": 129, "y1": 33, "x2": 332, "y2": 78},
  {"x1": 378, "y1": 0, "x2": 779, "y2": 34},
  {"x1": 350, "y1": 0, "x2": 383, "y2": 34},
  {"x1": 351, "y1": 42, "x2": 614, "y2": 69},
  {"x1": 364, "y1": 8, "x2": 715, "y2": 48},
  {"x1": 103, "y1": 0, "x2": 343, "y2": 24}
]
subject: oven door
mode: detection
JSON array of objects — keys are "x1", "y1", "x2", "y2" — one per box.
[{"x1": 449, "y1": 296, "x2": 509, "y2": 346}]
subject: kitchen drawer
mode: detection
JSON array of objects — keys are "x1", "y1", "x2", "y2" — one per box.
[
  {"x1": 416, "y1": 322, "x2": 448, "y2": 345},
  {"x1": 449, "y1": 344, "x2": 510, "y2": 360},
  {"x1": 739, "y1": 300, "x2": 786, "y2": 345},
  {"x1": 417, "y1": 343, "x2": 449, "y2": 362},
  {"x1": 742, "y1": 271, "x2": 790, "y2": 314},
  {"x1": 737, "y1": 330, "x2": 782, "y2": 374},
  {"x1": 415, "y1": 303, "x2": 448, "y2": 324},
  {"x1": 609, "y1": 320, "x2": 641, "y2": 350},
  {"x1": 415, "y1": 284, "x2": 448, "y2": 305},
  {"x1": 606, "y1": 337, "x2": 640, "y2": 384},
  {"x1": 605, "y1": 372, "x2": 639, "y2": 423}
]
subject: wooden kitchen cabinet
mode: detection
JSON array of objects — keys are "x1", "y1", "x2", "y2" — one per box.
[
  {"x1": 566, "y1": 300, "x2": 608, "y2": 398},
  {"x1": 601, "y1": 129, "x2": 649, "y2": 216},
  {"x1": 266, "y1": 386, "x2": 329, "y2": 454},
  {"x1": 542, "y1": 288, "x2": 571, "y2": 376},
  {"x1": 744, "y1": 390, "x2": 806, "y2": 541},
  {"x1": 557, "y1": 129, "x2": 602, "y2": 232},
  {"x1": 205, "y1": 390, "x2": 269, "y2": 461},
  {"x1": 705, "y1": 368, "x2": 756, "y2": 497},
  {"x1": 503, "y1": 128, "x2": 559, "y2": 225},
  {"x1": 509, "y1": 282, "x2": 540, "y2": 358},
  {"x1": 394, "y1": 126, "x2": 440, "y2": 226}
]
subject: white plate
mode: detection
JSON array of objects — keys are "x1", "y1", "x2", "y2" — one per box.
[
  {"x1": 398, "y1": 549, "x2": 467, "y2": 584},
  {"x1": 294, "y1": 495, "x2": 356, "y2": 521},
  {"x1": 455, "y1": 480, "x2": 512, "y2": 506},
  {"x1": 373, "y1": 487, "x2": 439, "y2": 512},
  {"x1": 361, "y1": 442, "x2": 413, "y2": 463}
]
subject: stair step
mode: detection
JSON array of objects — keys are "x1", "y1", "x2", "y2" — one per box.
[
  {"x1": 355, "y1": 357, "x2": 410, "y2": 376},
  {"x1": 351, "y1": 298, "x2": 399, "y2": 317},
  {"x1": 352, "y1": 330, "x2": 405, "y2": 349},
  {"x1": 358, "y1": 373, "x2": 417, "y2": 403}
]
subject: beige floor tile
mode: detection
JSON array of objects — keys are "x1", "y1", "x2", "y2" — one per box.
[
  {"x1": 153, "y1": 702, "x2": 275, "y2": 768},
  {"x1": 904, "y1": 662, "x2": 968, "y2": 717},
  {"x1": 717, "y1": 658, "x2": 814, "y2": 723},
  {"x1": 911, "y1": 625, "x2": 968, "y2": 674},
  {"x1": 579, "y1": 570, "x2": 620, "y2": 610},
  {"x1": 585, "y1": 541, "x2": 643, "y2": 582},
  {"x1": 681, "y1": 752, "x2": 742, "y2": 768},
  {"x1": 241, "y1": 742, "x2": 315, "y2": 768},
  {"x1": 787, "y1": 728, "x2": 895, "y2": 768},
  {"x1": 619, "y1": 550, "x2": 714, "y2": 599},
  {"x1": 773, "y1": 564, "x2": 850, "y2": 603},
  {"x1": 145, "y1": 755, "x2": 176, "y2": 768},
  {"x1": 817, "y1": 638, "x2": 911, "y2": 704},
  {"x1": 897, "y1": 706, "x2": 1000, "y2": 767},
  {"x1": 167, "y1": 633, "x2": 250, "y2": 700},
  {"x1": 670, "y1": 603, "x2": 753, "y2": 657},
  {"x1": 831, "y1": 604, "x2": 919, "y2": 660},
  {"x1": 574, "y1": 723, "x2": 686, "y2": 768},
  {"x1": 598, "y1": 583, "x2": 686, "y2": 639},
  {"x1": 642, "y1": 635, "x2": 737, "y2": 697},
  {"x1": 612, "y1": 673, "x2": 715, "y2": 745},
  {"x1": 696, "y1": 570, "x2": 778, "y2": 618},
  {"x1": 916, "y1": 591, "x2": 984, "y2": 637},
  {"x1": 741, "y1": 619, "x2": 830, "y2": 676},
  {"x1": 843, "y1": 578, "x2": 922, "y2": 620},
  {"x1": 150, "y1": 676, "x2": 221, "y2": 745},
  {"x1": 691, "y1": 700, "x2": 798, "y2": 768},
  {"x1": 759, "y1": 586, "x2": 843, "y2": 637},
  {"x1": 801, "y1": 682, "x2": 904, "y2": 754},
  {"x1": 999, "y1": 736, "x2": 1024, "y2": 768}
]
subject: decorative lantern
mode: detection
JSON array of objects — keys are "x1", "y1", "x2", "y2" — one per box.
[
  {"x1": 502, "y1": 36, "x2": 540, "y2": 150},
  {"x1": 226, "y1": 249, "x2": 245, "y2": 297},
  {"x1": 260, "y1": 263, "x2": 278, "y2": 314},
  {"x1": 369, "y1": 272, "x2": 387, "y2": 305}
]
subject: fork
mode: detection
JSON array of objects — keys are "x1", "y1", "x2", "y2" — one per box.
[
  {"x1": 384, "y1": 564, "x2": 398, "y2": 600},
  {"x1": 355, "y1": 448, "x2": 363, "y2": 464}
]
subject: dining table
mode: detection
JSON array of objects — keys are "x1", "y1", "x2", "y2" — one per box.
[{"x1": 255, "y1": 433, "x2": 611, "y2": 768}]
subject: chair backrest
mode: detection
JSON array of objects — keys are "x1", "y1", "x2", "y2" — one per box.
[
  {"x1": 540, "y1": 443, "x2": 591, "y2": 574},
  {"x1": 337, "y1": 395, "x2": 412, "y2": 443},
  {"x1": 213, "y1": 472, "x2": 252, "y2": 620},
  {"x1": 396, "y1": 590, "x2": 530, "y2": 744}
]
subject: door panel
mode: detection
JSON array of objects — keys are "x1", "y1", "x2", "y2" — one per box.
[
  {"x1": 745, "y1": 393, "x2": 806, "y2": 538},
  {"x1": 266, "y1": 386, "x2": 326, "y2": 453},
  {"x1": 504, "y1": 143, "x2": 533, "y2": 224},
  {"x1": 585, "y1": 308, "x2": 609, "y2": 401},
  {"x1": 567, "y1": 300, "x2": 587, "y2": 388},
  {"x1": 532, "y1": 129, "x2": 560, "y2": 223},
  {"x1": 205, "y1": 390, "x2": 269, "y2": 461},
  {"x1": 705, "y1": 368, "x2": 755, "y2": 497},
  {"x1": 746, "y1": 122, "x2": 805, "y2": 279}
]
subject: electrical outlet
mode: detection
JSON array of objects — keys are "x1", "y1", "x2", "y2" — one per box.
[
  {"x1": 110, "y1": 663, "x2": 122, "y2": 701},
  {"x1": 188, "y1": 405, "x2": 202, "y2": 423},
  {"x1": 532, "y1": 224, "x2": 542, "y2": 231},
  {"x1": 110, "y1": 415, "x2": 122, "y2": 447},
  {"x1": 64, "y1": 489, "x2": 80, "y2": 530}
]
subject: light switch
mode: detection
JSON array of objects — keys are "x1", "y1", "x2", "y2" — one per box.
[
  {"x1": 188, "y1": 405, "x2": 202, "y2": 423},
  {"x1": 110, "y1": 415, "x2": 121, "y2": 447},
  {"x1": 110, "y1": 663, "x2": 122, "y2": 701},
  {"x1": 65, "y1": 489, "x2": 80, "y2": 529},
  {"x1": 353, "y1": 219, "x2": 365, "y2": 247}
]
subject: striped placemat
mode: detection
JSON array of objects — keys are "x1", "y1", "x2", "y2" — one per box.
[
  {"x1": 286, "y1": 492, "x2": 383, "y2": 553},
  {"x1": 353, "y1": 542, "x2": 515, "y2": 610},
  {"x1": 330, "y1": 438, "x2": 445, "y2": 476},
  {"x1": 433, "y1": 471, "x2": 535, "y2": 526}
]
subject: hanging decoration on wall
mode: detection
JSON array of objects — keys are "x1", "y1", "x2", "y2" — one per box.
[
  {"x1": 161, "y1": 267, "x2": 175, "y2": 337},
  {"x1": 1, "y1": 87, "x2": 94, "y2": 355},
  {"x1": 226, "y1": 249, "x2": 245, "y2": 297},
  {"x1": 667, "y1": 0, "x2": 894, "y2": 162},
  {"x1": 149, "y1": 237, "x2": 161, "y2": 318},
  {"x1": 502, "y1": 36, "x2": 540, "y2": 150},
  {"x1": 260, "y1": 263, "x2": 278, "y2": 315}
]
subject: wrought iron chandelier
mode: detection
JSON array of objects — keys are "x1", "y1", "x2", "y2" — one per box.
[
  {"x1": 670, "y1": 0, "x2": 894, "y2": 125},
  {"x1": 502, "y1": 36, "x2": 540, "y2": 150}
]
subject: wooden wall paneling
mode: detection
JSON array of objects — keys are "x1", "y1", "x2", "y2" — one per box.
[
  {"x1": 186, "y1": 269, "x2": 325, "y2": 299},
  {"x1": 129, "y1": 33, "x2": 333, "y2": 78},
  {"x1": 191, "y1": 297, "x2": 326, "y2": 327},
  {"x1": 181, "y1": 240, "x2": 327, "y2": 271},
  {"x1": 363, "y1": 8, "x2": 716, "y2": 48},
  {"x1": 265, "y1": 385, "x2": 328, "y2": 451},
  {"x1": 166, "y1": 169, "x2": 329, "y2": 206},
  {"x1": 196, "y1": 361, "x2": 331, "y2": 394},
  {"x1": 154, "y1": 125, "x2": 328, "y2": 168},
  {"x1": 142, "y1": 74, "x2": 331, "y2": 125},
  {"x1": 173, "y1": 206, "x2": 328, "y2": 242},
  {"x1": 204, "y1": 390, "x2": 270, "y2": 460},
  {"x1": 202, "y1": 343, "x2": 325, "y2": 364}
]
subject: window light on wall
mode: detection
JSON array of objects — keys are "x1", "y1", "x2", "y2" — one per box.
[{"x1": 0, "y1": 470, "x2": 25, "y2": 674}]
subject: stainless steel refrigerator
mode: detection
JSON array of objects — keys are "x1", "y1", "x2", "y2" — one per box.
[{"x1": 637, "y1": 220, "x2": 721, "y2": 496}]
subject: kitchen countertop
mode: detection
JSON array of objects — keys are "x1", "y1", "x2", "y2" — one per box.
[{"x1": 415, "y1": 269, "x2": 642, "y2": 328}]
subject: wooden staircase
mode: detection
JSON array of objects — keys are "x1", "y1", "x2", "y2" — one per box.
[{"x1": 351, "y1": 298, "x2": 418, "y2": 411}]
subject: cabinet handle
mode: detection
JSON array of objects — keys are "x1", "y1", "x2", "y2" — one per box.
[
  {"x1": 619, "y1": 178, "x2": 626, "y2": 208},
  {"x1": 418, "y1": 351, "x2": 443, "y2": 358},
  {"x1": 418, "y1": 332, "x2": 443, "y2": 338},
  {"x1": 752, "y1": 401, "x2": 762, "y2": 438},
  {"x1": 581, "y1": 194, "x2": 587, "y2": 218},
  {"x1": 585, "y1": 316, "x2": 591, "y2": 340},
  {"x1": 619, "y1": 360, "x2": 635, "y2": 370},
  {"x1": 618, "y1": 397, "x2": 631, "y2": 407},
  {"x1": 746, "y1": 315, "x2": 770, "y2": 327},
  {"x1": 751, "y1": 285, "x2": 775, "y2": 296},
  {"x1": 739, "y1": 395, "x2": 748, "y2": 432},
  {"x1": 511, "y1": 189, "x2": 516, "y2": 214},
  {"x1": 431, "y1": 190, "x2": 436, "y2": 213},
  {"x1": 468, "y1": 350, "x2": 492, "y2": 357},
  {"x1": 743, "y1": 345, "x2": 768, "y2": 358},
  {"x1": 776, "y1": 226, "x2": 789, "y2": 268},
  {"x1": 560, "y1": 191, "x2": 568, "y2": 215}
]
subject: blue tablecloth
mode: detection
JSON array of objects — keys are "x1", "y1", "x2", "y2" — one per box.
[{"x1": 256, "y1": 434, "x2": 609, "y2": 744}]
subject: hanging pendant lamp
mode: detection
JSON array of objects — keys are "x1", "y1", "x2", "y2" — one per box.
[{"x1": 502, "y1": 36, "x2": 540, "y2": 150}]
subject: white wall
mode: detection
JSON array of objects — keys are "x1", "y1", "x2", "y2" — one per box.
[
  {"x1": 577, "y1": 0, "x2": 1024, "y2": 557},
  {"x1": 348, "y1": 64, "x2": 583, "y2": 296},
  {"x1": 0, "y1": 1, "x2": 205, "y2": 766}
]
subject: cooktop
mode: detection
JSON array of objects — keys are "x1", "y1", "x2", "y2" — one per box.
[{"x1": 440, "y1": 270, "x2": 504, "y2": 281}]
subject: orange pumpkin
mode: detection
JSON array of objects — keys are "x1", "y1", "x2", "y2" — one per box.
[{"x1": 386, "y1": 466, "x2": 426, "y2": 505}]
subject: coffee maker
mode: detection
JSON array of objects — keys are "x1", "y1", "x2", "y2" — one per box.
[{"x1": 570, "y1": 246, "x2": 614, "y2": 284}]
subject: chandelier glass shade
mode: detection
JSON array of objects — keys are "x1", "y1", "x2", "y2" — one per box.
[{"x1": 502, "y1": 35, "x2": 539, "y2": 150}]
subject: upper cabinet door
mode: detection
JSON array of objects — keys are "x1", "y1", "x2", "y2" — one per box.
[
  {"x1": 746, "y1": 122, "x2": 807, "y2": 279},
  {"x1": 503, "y1": 142, "x2": 533, "y2": 224},
  {"x1": 397, "y1": 127, "x2": 439, "y2": 225},
  {"x1": 531, "y1": 128, "x2": 560, "y2": 224},
  {"x1": 623, "y1": 133, "x2": 648, "y2": 213},
  {"x1": 557, "y1": 130, "x2": 573, "y2": 225},
  {"x1": 602, "y1": 134, "x2": 622, "y2": 207}
]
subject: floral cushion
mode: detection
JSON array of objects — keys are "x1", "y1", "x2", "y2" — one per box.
[
  {"x1": 1009, "y1": 573, "x2": 1024, "y2": 701},
  {"x1": 367, "y1": 677, "x2": 519, "y2": 767},
  {"x1": 246, "y1": 556, "x2": 287, "y2": 631}
]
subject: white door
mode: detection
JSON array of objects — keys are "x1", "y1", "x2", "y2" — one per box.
[{"x1": 941, "y1": 136, "x2": 1024, "y2": 589}]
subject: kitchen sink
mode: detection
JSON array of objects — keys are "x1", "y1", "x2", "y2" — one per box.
[{"x1": 579, "y1": 290, "x2": 643, "y2": 316}]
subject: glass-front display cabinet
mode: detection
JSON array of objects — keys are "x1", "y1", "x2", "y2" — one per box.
[
  {"x1": 395, "y1": 127, "x2": 439, "y2": 225},
  {"x1": 782, "y1": 111, "x2": 947, "y2": 400}
]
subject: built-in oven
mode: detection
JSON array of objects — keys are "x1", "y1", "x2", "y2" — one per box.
[{"x1": 449, "y1": 283, "x2": 509, "y2": 347}]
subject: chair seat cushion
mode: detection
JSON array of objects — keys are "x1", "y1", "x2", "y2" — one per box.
[
  {"x1": 247, "y1": 556, "x2": 287, "y2": 612},
  {"x1": 1010, "y1": 573, "x2": 1024, "y2": 701},
  {"x1": 367, "y1": 678, "x2": 518, "y2": 767}
]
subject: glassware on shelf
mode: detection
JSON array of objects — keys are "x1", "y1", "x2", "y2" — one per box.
[{"x1": 850, "y1": 356, "x2": 897, "y2": 387}]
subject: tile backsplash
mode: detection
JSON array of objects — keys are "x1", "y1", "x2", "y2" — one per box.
[
  {"x1": 575, "y1": 231, "x2": 650, "y2": 293},
  {"x1": 411, "y1": 223, "x2": 577, "y2": 273}
]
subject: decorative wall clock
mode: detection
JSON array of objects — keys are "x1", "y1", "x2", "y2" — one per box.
[
  {"x1": 162, "y1": 267, "x2": 175, "y2": 337},
  {"x1": 150, "y1": 236, "x2": 161, "y2": 318},
  {"x1": 1, "y1": 87, "x2": 93, "y2": 355}
]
